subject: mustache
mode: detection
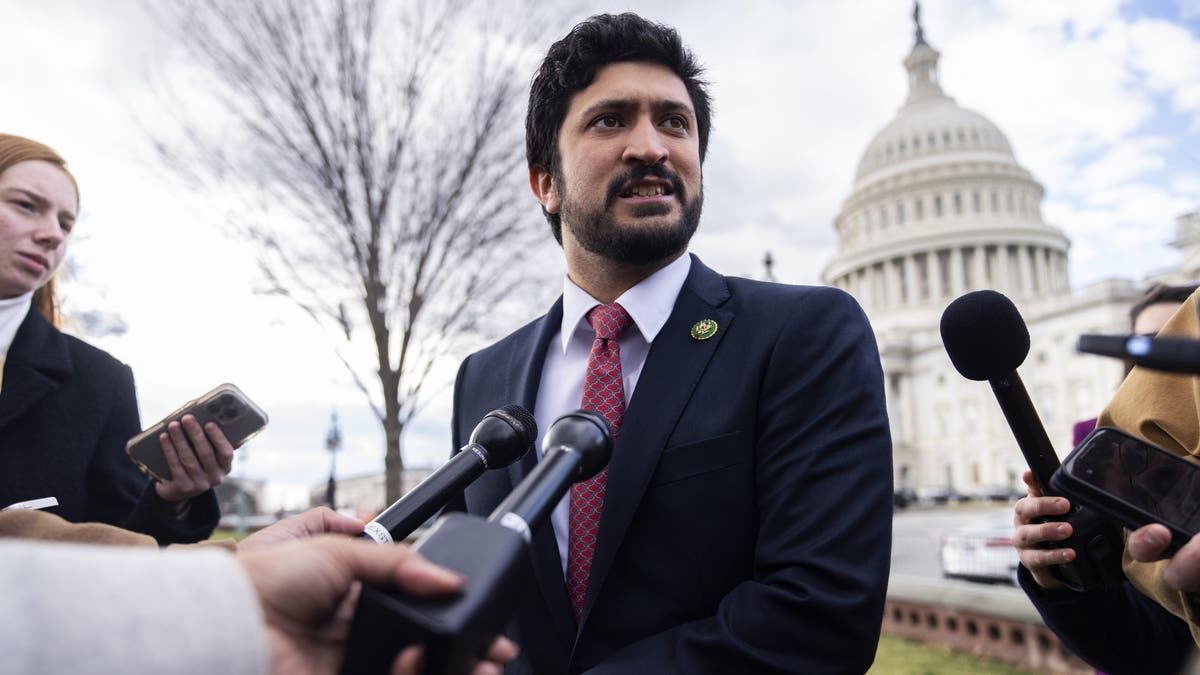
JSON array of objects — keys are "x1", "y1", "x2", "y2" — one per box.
[{"x1": 605, "y1": 164, "x2": 686, "y2": 206}]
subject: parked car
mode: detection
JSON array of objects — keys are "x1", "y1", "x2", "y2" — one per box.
[{"x1": 939, "y1": 511, "x2": 1020, "y2": 585}]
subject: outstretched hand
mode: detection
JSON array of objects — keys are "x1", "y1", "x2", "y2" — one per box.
[{"x1": 238, "y1": 536, "x2": 518, "y2": 675}]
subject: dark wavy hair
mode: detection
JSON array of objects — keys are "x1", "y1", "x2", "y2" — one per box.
[{"x1": 525, "y1": 13, "x2": 712, "y2": 243}]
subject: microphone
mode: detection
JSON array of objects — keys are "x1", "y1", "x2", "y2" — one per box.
[
  {"x1": 359, "y1": 404, "x2": 537, "y2": 544},
  {"x1": 941, "y1": 290, "x2": 1123, "y2": 591},
  {"x1": 1078, "y1": 334, "x2": 1200, "y2": 374},
  {"x1": 339, "y1": 410, "x2": 613, "y2": 675},
  {"x1": 487, "y1": 409, "x2": 612, "y2": 540},
  {"x1": 940, "y1": 290, "x2": 1059, "y2": 491}
]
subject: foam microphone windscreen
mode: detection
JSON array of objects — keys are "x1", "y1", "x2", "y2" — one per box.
[{"x1": 940, "y1": 290, "x2": 1031, "y2": 381}]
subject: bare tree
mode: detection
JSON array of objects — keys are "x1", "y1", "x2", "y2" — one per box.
[{"x1": 147, "y1": 0, "x2": 555, "y2": 503}]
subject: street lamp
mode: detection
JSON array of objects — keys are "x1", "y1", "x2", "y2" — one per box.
[{"x1": 325, "y1": 411, "x2": 342, "y2": 509}]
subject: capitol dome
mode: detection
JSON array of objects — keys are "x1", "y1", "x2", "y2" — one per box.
[{"x1": 822, "y1": 14, "x2": 1070, "y2": 328}]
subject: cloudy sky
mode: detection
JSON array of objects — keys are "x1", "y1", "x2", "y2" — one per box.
[{"x1": 3, "y1": 0, "x2": 1198, "y2": 508}]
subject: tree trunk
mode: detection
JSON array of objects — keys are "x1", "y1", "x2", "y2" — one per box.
[{"x1": 384, "y1": 415, "x2": 405, "y2": 505}]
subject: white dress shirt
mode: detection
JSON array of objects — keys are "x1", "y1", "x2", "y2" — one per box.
[{"x1": 533, "y1": 253, "x2": 691, "y2": 575}]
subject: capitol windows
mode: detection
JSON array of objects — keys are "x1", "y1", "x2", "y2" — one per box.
[
  {"x1": 961, "y1": 248, "x2": 975, "y2": 286},
  {"x1": 990, "y1": 190, "x2": 999, "y2": 211},
  {"x1": 943, "y1": 130, "x2": 951, "y2": 146},
  {"x1": 953, "y1": 192, "x2": 963, "y2": 214},
  {"x1": 957, "y1": 129, "x2": 966, "y2": 144},
  {"x1": 915, "y1": 252, "x2": 930, "y2": 300},
  {"x1": 915, "y1": 198, "x2": 924, "y2": 220},
  {"x1": 913, "y1": 135, "x2": 921, "y2": 151},
  {"x1": 970, "y1": 129, "x2": 980, "y2": 144},
  {"x1": 928, "y1": 132, "x2": 936, "y2": 148},
  {"x1": 880, "y1": 206, "x2": 889, "y2": 228},
  {"x1": 1006, "y1": 190, "x2": 1015, "y2": 212},
  {"x1": 897, "y1": 203, "x2": 906, "y2": 224},
  {"x1": 898, "y1": 140, "x2": 907, "y2": 155},
  {"x1": 934, "y1": 195, "x2": 943, "y2": 216},
  {"x1": 937, "y1": 250, "x2": 951, "y2": 295},
  {"x1": 972, "y1": 191, "x2": 981, "y2": 213}
]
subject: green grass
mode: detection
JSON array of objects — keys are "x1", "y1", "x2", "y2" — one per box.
[{"x1": 868, "y1": 636, "x2": 1043, "y2": 675}]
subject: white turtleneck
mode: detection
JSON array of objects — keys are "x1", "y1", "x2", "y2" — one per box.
[{"x1": 0, "y1": 291, "x2": 34, "y2": 389}]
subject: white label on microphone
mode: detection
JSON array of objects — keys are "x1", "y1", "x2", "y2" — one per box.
[
  {"x1": 497, "y1": 512, "x2": 531, "y2": 544},
  {"x1": 362, "y1": 521, "x2": 394, "y2": 544}
]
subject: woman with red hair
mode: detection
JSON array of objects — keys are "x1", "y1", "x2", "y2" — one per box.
[{"x1": 0, "y1": 133, "x2": 230, "y2": 544}]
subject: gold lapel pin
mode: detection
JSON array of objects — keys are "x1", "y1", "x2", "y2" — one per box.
[{"x1": 690, "y1": 319, "x2": 718, "y2": 341}]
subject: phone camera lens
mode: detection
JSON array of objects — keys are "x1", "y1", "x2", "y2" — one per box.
[
  {"x1": 206, "y1": 402, "x2": 222, "y2": 415},
  {"x1": 220, "y1": 394, "x2": 235, "y2": 406}
]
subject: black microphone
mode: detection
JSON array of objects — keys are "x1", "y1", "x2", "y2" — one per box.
[
  {"x1": 487, "y1": 409, "x2": 611, "y2": 538},
  {"x1": 359, "y1": 404, "x2": 537, "y2": 544},
  {"x1": 941, "y1": 290, "x2": 1059, "y2": 492},
  {"x1": 1078, "y1": 334, "x2": 1200, "y2": 374},
  {"x1": 941, "y1": 290, "x2": 1123, "y2": 591},
  {"x1": 339, "y1": 410, "x2": 613, "y2": 675}
]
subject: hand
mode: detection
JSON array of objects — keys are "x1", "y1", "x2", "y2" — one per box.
[
  {"x1": 392, "y1": 639, "x2": 518, "y2": 675},
  {"x1": 1129, "y1": 524, "x2": 1200, "y2": 592},
  {"x1": 1012, "y1": 470, "x2": 1076, "y2": 589},
  {"x1": 238, "y1": 507, "x2": 365, "y2": 553},
  {"x1": 237, "y1": 537, "x2": 518, "y2": 675},
  {"x1": 154, "y1": 415, "x2": 236, "y2": 504}
]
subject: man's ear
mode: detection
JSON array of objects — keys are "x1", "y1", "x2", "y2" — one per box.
[{"x1": 529, "y1": 165, "x2": 560, "y2": 215}]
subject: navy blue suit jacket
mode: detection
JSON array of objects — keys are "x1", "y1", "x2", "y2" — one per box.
[
  {"x1": 0, "y1": 309, "x2": 218, "y2": 544},
  {"x1": 450, "y1": 256, "x2": 893, "y2": 674}
]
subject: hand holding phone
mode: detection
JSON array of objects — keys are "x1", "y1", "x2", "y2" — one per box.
[
  {"x1": 126, "y1": 384, "x2": 268, "y2": 488},
  {"x1": 1051, "y1": 427, "x2": 1200, "y2": 555}
]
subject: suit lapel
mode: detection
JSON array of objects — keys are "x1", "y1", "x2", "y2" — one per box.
[
  {"x1": 577, "y1": 256, "x2": 734, "y2": 631},
  {"x1": 0, "y1": 310, "x2": 71, "y2": 433},
  {"x1": 503, "y1": 299, "x2": 578, "y2": 642}
]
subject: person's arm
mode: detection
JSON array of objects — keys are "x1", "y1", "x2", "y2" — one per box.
[
  {"x1": 86, "y1": 365, "x2": 222, "y2": 544},
  {"x1": 0, "y1": 537, "x2": 517, "y2": 675},
  {"x1": 588, "y1": 289, "x2": 893, "y2": 674},
  {"x1": 2, "y1": 540, "x2": 266, "y2": 675},
  {"x1": 1013, "y1": 470, "x2": 1194, "y2": 673}
]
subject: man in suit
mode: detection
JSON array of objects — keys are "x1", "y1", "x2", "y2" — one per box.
[{"x1": 451, "y1": 13, "x2": 893, "y2": 674}]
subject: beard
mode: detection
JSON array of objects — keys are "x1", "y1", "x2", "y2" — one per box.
[{"x1": 557, "y1": 164, "x2": 703, "y2": 265}]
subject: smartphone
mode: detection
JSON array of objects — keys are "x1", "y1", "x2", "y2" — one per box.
[
  {"x1": 1051, "y1": 426, "x2": 1200, "y2": 555},
  {"x1": 125, "y1": 383, "x2": 269, "y2": 482}
]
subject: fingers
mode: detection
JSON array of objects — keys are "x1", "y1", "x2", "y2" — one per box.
[
  {"x1": 292, "y1": 507, "x2": 366, "y2": 537},
  {"x1": 1013, "y1": 494, "x2": 1070, "y2": 527},
  {"x1": 1021, "y1": 469, "x2": 1043, "y2": 498},
  {"x1": 1128, "y1": 523, "x2": 1172, "y2": 563},
  {"x1": 155, "y1": 416, "x2": 238, "y2": 502},
  {"x1": 391, "y1": 646, "x2": 424, "y2": 675},
  {"x1": 481, "y1": 636, "x2": 519, "y2": 665},
  {"x1": 1164, "y1": 533, "x2": 1200, "y2": 591},
  {"x1": 322, "y1": 539, "x2": 464, "y2": 597}
]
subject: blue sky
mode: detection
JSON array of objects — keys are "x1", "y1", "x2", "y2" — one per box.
[{"x1": 2, "y1": 0, "x2": 1197, "y2": 507}]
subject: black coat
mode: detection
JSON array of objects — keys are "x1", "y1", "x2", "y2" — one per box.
[
  {"x1": 0, "y1": 308, "x2": 218, "y2": 544},
  {"x1": 451, "y1": 256, "x2": 894, "y2": 674}
]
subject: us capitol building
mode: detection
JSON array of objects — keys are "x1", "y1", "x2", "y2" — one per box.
[{"x1": 821, "y1": 12, "x2": 1199, "y2": 498}]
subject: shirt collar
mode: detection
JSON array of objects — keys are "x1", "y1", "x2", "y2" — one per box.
[{"x1": 559, "y1": 253, "x2": 692, "y2": 353}]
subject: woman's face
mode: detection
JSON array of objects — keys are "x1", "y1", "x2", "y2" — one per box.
[{"x1": 0, "y1": 160, "x2": 77, "y2": 299}]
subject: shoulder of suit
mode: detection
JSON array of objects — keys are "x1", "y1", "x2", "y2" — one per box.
[
  {"x1": 464, "y1": 312, "x2": 550, "y2": 364},
  {"x1": 721, "y1": 277, "x2": 860, "y2": 311}
]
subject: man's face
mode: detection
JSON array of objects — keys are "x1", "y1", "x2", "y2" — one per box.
[{"x1": 532, "y1": 61, "x2": 703, "y2": 265}]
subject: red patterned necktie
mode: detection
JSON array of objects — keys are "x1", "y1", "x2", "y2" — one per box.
[{"x1": 566, "y1": 302, "x2": 631, "y2": 622}]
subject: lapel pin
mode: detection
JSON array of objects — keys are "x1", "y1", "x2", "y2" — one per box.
[{"x1": 690, "y1": 319, "x2": 718, "y2": 341}]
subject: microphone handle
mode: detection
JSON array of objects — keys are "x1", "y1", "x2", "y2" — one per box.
[
  {"x1": 487, "y1": 447, "x2": 581, "y2": 539},
  {"x1": 990, "y1": 372, "x2": 1061, "y2": 494},
  {"x1": 360, "y1": 444, "x2": 488, "y2": 544}
]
